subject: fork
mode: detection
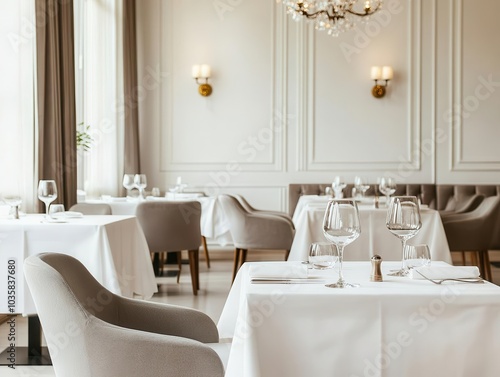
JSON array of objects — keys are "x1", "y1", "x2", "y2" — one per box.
[{"x1": 414, "y1": 270, "x2": 485, "y2": 285}]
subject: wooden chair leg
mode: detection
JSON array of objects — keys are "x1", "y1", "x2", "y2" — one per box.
[
  {"x1": 201, "y1": 236, "x2": 210, "y2": 268},
  {"x1": 477, "y1": 251, "x2": 487, "y2": 280},
  {"x1": 460, "y1": 251, "x2": 466, "y2": 265},
  {"x1": 177, "y1": 251, "x2": 182, "y2": 283},
  {"x1": 188, "y1": 249, "x2": 199, "y2": 295},
  {"x1": 485, "y1": 250, "x2": 492, "y2": 281},
  {"x1": 240, "y1": 249, "x2": 248, "y2": 267},
  {"x1": 232, "y1": 248, "x2": 241, "y2": 284},
  {"x1": 471, "y1": 251, "x2": 478, "y2": 268},
  {"x1": 195, "y1": 248, "x2": 200, "y2": 290},
  {"x1": 480, "y1": 250, "x2": 492, "y2": 281}
]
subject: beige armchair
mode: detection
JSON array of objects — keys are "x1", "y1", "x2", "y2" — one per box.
[
  {"x1": 23, "y1": 253, "x2": 226, "y2": 377},
  {"x1": 136, "y1": 201, "x2": 202, "y2": 295},
  {"x1": 233, "y1": 194, "x2": 295, "y2": 230},
  {"x1": 219, "y1": 194, "x2": 295, "y2": 282},
  {"x1": 442, "y1": 195, "x2": 500, "y2": 280}
]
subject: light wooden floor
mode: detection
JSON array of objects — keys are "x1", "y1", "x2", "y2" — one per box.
[{"x1": 1, "y1": 248, "x2": 499, "y2": 376}]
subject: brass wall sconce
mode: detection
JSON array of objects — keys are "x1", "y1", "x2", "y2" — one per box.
[
  {"x1": 371, "y1": 66, "x2": 393, "y2": 98},
  {"x1": 192, "y1": 64, "x2": 212, "y2": 96}
]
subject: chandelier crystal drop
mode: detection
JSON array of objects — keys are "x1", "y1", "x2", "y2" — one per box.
[{"x1": 281, "y1": 0, "x2": 382, "y2": 37}]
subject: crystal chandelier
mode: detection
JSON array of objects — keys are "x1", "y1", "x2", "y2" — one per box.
[{"x1": 281, "y1": 0, "x2": 382, "y2": 37}]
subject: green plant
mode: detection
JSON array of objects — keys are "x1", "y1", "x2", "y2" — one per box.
[{"x1": 76, "y1": 122, "x2": 93, "y2": 151}]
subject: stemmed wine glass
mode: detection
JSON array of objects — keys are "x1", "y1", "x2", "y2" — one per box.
[
  {"x1": 37, "y1": 180, "x2": 58, "y2": 219},
  {"x1": 386, "y1": 196, "x2": 422, "y2": 276},
  {"x1": 2, "y1": 194, "x2": 22, "y2": 219},
  {"x1": 322, "y1": 199, "x2": 361, "y2": 288},
  {"x1": 379, "y1": 177, "x2": 397, "y2": 205},
  {"x1": 134, "y1": 174, "x2": 147, "y2": 199},
  {"x1": 354, "y1": 176, "x2": 370, "y2": 198},
  {"x1": 122, "y1": 174, "x2": 135, "y2": 196}
]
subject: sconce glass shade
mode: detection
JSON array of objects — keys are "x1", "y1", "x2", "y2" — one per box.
[
  {"x1": 200, "y1": 64, "x2": 211, "y2": 78},
  {"x1": 192, "y1": 65, "x2": 201, "y2": 78},
  {"x1": 371, "y1": 66, "x2": 382, "y2": 80},
  {"x1": 382, "y1": 66, "x2": 393, "y2": 80}
]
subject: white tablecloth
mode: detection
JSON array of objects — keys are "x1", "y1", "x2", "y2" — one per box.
[
  {"x1": 0, "y1": 215, "x2": 157, "y2": 315},
  {"x1": 86, "y1": 196, "x2": 233, "y2": 246},
  {"x1": 289, "y1": 195, "x2": 452, "y2": 264},
  {"x1": 218, "y1": 261, "x2": 500, "y2": 377}
]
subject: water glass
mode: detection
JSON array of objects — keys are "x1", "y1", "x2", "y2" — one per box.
[
  {"x1": 308, "y1": 242, "x2": 338, "y2": 270},
  {"x1": 49, "y1": 204, "x2": 65, "y2": 218},
  {"x1": 151, "y1": 187, "x2": 161, "y2": 197},
  {"x1": 404, "y1": 244, "x2": 431, "y2": 269}
]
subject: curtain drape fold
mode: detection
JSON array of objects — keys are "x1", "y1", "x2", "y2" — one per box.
[
  {"x1": 35, "y1": 0, "x2": 77, "y2": 210},
  {"x1": 123, "y1": 0, "x2": 141, "y2": 175}
]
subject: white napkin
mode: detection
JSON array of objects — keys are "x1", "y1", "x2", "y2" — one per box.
[
  {"x1": 248, "y1": 263, "x2": 308, "y2": 279},
  {"x1": 51, "y1": 211, "x2": 83, "y2": 219},
  {"x1": 409, "y1": 266, "x2": 480, "y2": 280}
]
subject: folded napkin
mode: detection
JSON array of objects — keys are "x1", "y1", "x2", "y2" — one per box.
[
  {"x1": 409, "y1": 266, "x2": 480, "y2": 280},
  {"x1": 248, "y1": 263, "x2": 308, "y2": 279},
  {"x1": 51, "y1": 211, "x2": 83, "y2": 219}
]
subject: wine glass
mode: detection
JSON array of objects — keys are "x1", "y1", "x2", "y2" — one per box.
[
  {"x1": 322, "y1": 199, "x2": 361, "y2": 288},
  {"x1": 308, "y1": 242, "x2": 338, "y2": 270},
  {"x1": 38, "y1": 180, "x2": 58, "y2": 218},
  {"x1": 379, "y1": 177, "x2": 397, "y2": 205},
  {"x1": 386, "y1": 196, "x2": 422, "y2": 276},
  {"x1": 122, "y1": 174, "x2": 135, "y2": 196},
  {"x1": 2, "y1": 194, "x2": 22, "y2": 219},
  {"x1": 354, "y1": 176, "x2": 370, "y2": 198},
  {"x1": 134, "y1": 174, "x2": 147, "y2": 199}
]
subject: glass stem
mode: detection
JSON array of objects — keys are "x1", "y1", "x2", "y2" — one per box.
[
  {"x1": 400, "y1": 239, "x2": 407, "y2": 271},
  {"x1": 337, "y1": 245, "x2": 345, "y2": 283}
]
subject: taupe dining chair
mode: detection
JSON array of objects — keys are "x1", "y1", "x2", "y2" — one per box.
[
  {"x1": 24, "y1": 253, "x2": 226, "y2": 377},
  {"x1": 233, "y1": 194, "x2": 295, "y2": 230},
  {"x1": 69, "y1": 203, "x2": 112, "y2": 215},
  {"x1": 136, "y1": 201, "x2": 202, "y2": 295},
  {"x1": 442, "y1": 195, "x2": 500, "y2": 280},
  {"x1": 219, "y1": 194, "x2": 295, "y2": 282}
]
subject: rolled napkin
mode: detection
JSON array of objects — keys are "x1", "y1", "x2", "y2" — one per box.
[
  {"x1": 409, "y1": 265, "x2": 480, "y2": 280},
  {"x1": 248, "y1": 263, "x2": 308, "y2": 280}
]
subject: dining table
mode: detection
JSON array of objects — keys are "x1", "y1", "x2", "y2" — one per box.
[
  {"x1": 289, "y1": 195, "x2": 452, "y2": 264},
  {"x1": 85, "y1": 194, "x2": 233, "y2": 246},
  {"x1": 0, "y1": 214, "x2": 157, "y2": 365},
  {"x1": 218, "y1": 261, "x2": 500, "y2": 377}
]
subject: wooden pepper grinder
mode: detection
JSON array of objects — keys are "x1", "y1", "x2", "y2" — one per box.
[{"x1": 370, "y1": 255, "x2": 383, "y2": 282}]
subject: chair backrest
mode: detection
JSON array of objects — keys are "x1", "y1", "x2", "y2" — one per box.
[
  {"x1": 135, "y1": 201, "x2": 201, "y2": 253},
  {"x1": 70, "y1": 203, "x2": 112, "y2": 215},
  {"x1": 24, "y1": 253, "x2": 119, "y2": 376},
  {"x1": 233, "y1": 194, "x2": 256, "y2": 213}
]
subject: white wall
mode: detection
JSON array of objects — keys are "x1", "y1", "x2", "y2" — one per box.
[{"x1": 137, "y1": 0, "x2": 500, "y2": 212}]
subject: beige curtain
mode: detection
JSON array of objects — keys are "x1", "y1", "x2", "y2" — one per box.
[
  {"x1": 36, "y1": 0, "x2": 77, "y2": 210},
  {"x1": 123, "y1": 0, "x2": 141, "y2": 175}
]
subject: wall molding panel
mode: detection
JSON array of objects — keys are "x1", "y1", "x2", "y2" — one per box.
[
  {"x1": 159, "y1": 0, "x2": 288, "y2": 173},
  {"x1": 450, "y1": 0, "x2": 500, "y2": 172}
]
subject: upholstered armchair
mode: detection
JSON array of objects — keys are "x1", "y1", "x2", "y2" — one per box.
[
  {"x1": 219, "y1": 194, "x2": 295, "y2": 282},
  {"x1": 24, "y1": 253, "x2": 227, "y2": 377}
]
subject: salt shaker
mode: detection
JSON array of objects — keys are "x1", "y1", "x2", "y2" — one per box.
[{"x1": 370, "y1": 255, "x2": 383, "y2": 282}]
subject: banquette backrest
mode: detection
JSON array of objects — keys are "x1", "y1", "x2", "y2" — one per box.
[{"x1": 288, "y1": 183, "x2": 500, "y2": 217}]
